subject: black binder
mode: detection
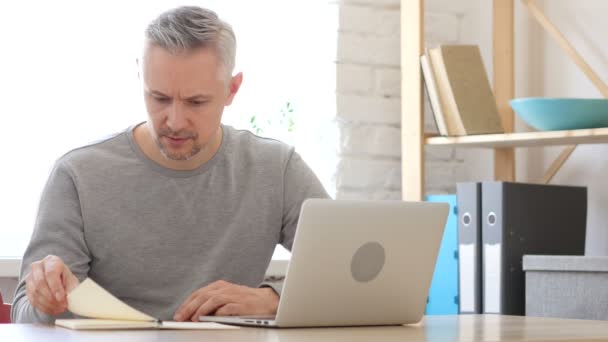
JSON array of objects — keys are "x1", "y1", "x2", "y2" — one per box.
[
  {"x1": 456, "y1": 182, "x2": 483, "y2": 314},
  {"x1": 481, "y1": 181, "x2": 587, "y2": 315}
]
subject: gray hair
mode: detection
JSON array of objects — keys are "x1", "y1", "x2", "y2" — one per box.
[{"x1": 145, "y1": 6, "x2": 236, "y2": 80}]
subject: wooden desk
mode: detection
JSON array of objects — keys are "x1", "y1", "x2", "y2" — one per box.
[{"x1": 3, "y1": 315, "x2": 608, "y2": 341}]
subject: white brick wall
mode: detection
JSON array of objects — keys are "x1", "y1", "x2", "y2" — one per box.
[
  {"x1": 336, "y1": 157, "x2": 401, "y2": 190},
  {"x1": 340, "y1": 0, "x2": 401, "y2": 9},
  {"x1": 375, "y1": 67, "x2": 401, "y2": 98},
  {"x1": 337, "y1": 94, "x2": 401, "y2": 124},
  {"x1": 340, "y1": 123, "x2": 401, "y2": 158},
  {"x1": 338, "y1": 33, "x2": 400, "y2": 66},
  {"x1": 336, "y1": 64, "x2": 374, "y2": 95},
  {"x1": 335, "y1": 1, "x2": 467, "y2": 199},
  {"x1": 339, "y1": 5, "x2": 400, "y2": 36}
]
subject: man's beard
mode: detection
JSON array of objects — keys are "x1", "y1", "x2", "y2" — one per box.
[{"x1": 155, "y1": 128, "x2": 202, "y2": 161}]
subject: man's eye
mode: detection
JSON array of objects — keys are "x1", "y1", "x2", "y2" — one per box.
[
  {"x1": 190, "y1": 100, "x2": 207, "y2": 106},
  {"x1": 154, "y1": 97, "x2": 170, "y2": 103}
]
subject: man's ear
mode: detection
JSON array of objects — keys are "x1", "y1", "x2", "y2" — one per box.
[{"x1": 225, "y1": 72, "x2": 243, "y2": 106}]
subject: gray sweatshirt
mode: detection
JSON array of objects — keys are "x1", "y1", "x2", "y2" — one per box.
[{"x1": 11, "y1": 124, "x2": 329, "y2": 323}]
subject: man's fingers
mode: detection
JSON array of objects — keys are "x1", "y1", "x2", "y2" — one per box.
[
  {"x1": 174, "y1": 281, "x2": 241, "y2": 321},
  {"x1": 62, "y1": 270, "x2": 80, "y2": 293},
  {"x1": 31, "y1": 263, "x2": 56, "y2": 305},
  {"x1": 27, "y1": 272, "x2": 66, "y2": 317},
  {"x1": 176, "y1": 291, "x2": 202, "y2": 315},
  {"x1": 31, "y1": 298, "x2": 54, "y2": 315},
  {"x1": 215, "y1": 303, "x2": 242, "y2": 316},
  {"x1": 44, "y1": 259, "x2": 66, "y2": 302},
  {"x1": 175, "y1": 287, "x2": 226, "y2": 321},
  {"x1": 175, "y1": 290, "x2": 222, "y2": 321},
  {"x1": 25, "y1": 256, "x2": 73, "y2": 317},
  {"x1": 174, "y1": 295, "x2": 206, "y2": 321},
  {"x1": 178, "y1": 280, "x2": 227, "y2": 311},
  {"x1": 31, "y1": 294, "x2": 67, "y2": 316},
  {"x1": 192, "y1": 295, "x2": 232, "y2": 321},
  {"x1": 33, "y1": 299, "x2": 65, "y2": 316},
  {"x1": 177, "y1": 282, "x2": 279, "y2": 321}
]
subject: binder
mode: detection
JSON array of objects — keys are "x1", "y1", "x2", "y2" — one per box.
[
  {"x1": 481, "y1": 181, "x2": 587, "y2": 315},
  {"x1": 456, "y1": 182, "x2": 483, "y2": 314},
  {"x1": 425, "y1": 194, "x2": 459, "y2": 315}
]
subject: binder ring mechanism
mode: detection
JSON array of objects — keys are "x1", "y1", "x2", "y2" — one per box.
[
  {"x1": 487, "y1": 212, "x2": 497, "y2": 226},
  {"x1": 462, "y1": 213, "x2": 472, "y2": 226}
]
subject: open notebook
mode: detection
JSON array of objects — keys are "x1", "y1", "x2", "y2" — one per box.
[{"x1": 55, "y1": 278, "x2": 239, "y2": 330}]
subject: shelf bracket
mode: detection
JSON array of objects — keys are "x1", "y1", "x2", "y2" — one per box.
[
  {"x1": 522, "y1": 0, "x2": 608, "y2": 97},
  {"x1": 523, "y1": 0, "x2": 607, "y2": 184},
  {"x1": 541, "y1": 145, "x2": 576, "y2": 184}
]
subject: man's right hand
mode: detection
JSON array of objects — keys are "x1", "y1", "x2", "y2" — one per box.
[{"x1": 25, "y1": 255, "x2": 80, "y2": 316}]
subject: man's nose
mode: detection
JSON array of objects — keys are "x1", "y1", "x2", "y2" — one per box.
[{"x1": 166, "y1": 102, "x2": 188, "y2": 132}]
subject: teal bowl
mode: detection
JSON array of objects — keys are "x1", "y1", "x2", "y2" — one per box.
[{"x1": 510, "y1": 98, "x2": 608, "y2": 131}]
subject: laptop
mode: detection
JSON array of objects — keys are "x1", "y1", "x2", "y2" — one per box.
[{"x1": 200, "y1": 199, "x2": 449, "y2": 328}]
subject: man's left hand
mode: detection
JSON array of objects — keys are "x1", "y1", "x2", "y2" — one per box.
[{"x1": 173, "y1": 280, "x2": 279, "y2": 322}]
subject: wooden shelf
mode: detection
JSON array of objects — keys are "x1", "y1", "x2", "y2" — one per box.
[
  {"x1": 402, "y1": 0, "x2": 607, "y2": 199},
  {"x1": 425, "y1": 127, "x2": 608, "y2": 148}
]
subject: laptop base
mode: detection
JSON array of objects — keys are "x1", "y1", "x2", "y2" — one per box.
[{"x1": 199, "y1": 315, "x2": 278, "y2": 327}]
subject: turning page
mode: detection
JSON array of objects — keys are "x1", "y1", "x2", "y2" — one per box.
[
  {"x1": 67, "y1": 278, "x2": 155, "y2": 321},
  {"x1": 55, "y1": 278, "x2": 239, "y2": 330}
]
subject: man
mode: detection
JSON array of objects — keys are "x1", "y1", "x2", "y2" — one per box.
[{"x1": 11, "y1": 6, "x2": 328, "y2": 323}]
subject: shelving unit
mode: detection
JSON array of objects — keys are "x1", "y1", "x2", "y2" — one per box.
[
  {"x1": 400, "y1": 0, "x2": 607, "y2": 201},
  {"x1": 426, "y1": 127, "x2": 608, "y2": 148}
]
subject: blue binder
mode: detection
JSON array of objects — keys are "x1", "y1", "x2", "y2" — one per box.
[{"x1": 425, "y1": 194, "x2": 459, "y2": 315}]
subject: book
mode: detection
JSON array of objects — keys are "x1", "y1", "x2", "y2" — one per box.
[
  {"x1": 428, "y1": 47, "x2": 467, "y2": 136},
  {"x1": 55, "y1": 278, "x2": 240, "y2": 330},
  {"x1": 421, "y1": 53, "x2": 449, "y2": 136},
  {"x1": 481, "y1": 182, "x2": 586, "y2": 315},
  {"x1": 456, "y1": 182, "x2": 483, "y2": 314},
  {"x1": 429, "y1": 45, "x2": 504, "y2": 135}
]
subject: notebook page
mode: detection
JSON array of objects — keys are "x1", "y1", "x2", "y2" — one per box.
[{"x1": 67, "y1": 278, "x2": 156, "y2": 321}]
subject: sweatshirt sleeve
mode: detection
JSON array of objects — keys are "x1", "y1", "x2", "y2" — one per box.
[
  {"x1": 11, "y1": 160, "x2": 91, "y2": 323},
  {"x1": 280, "y1": 149, "x2": 330, "y2": 251},
  {"x1": 259, "y1": 150, "x2": 329, "y2": 296}
]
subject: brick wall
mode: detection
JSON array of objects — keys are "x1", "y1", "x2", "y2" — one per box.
[{"x1": 335, "y1": 0, "x2": 473, "y2": 199}]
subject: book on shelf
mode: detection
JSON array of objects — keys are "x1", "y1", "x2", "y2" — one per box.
[
  {"x1": 425, "y1": 48, "x2": 466, "y2": 136},
  {"x1": 422, "y1": 45, "x2": 504, "y2": 136},
  {"x1": 55, "y1": 278, "x2": 239, "y2": 330},
  {"x1": 421, "y1": 52, "x2": 449, "y2": 136}
]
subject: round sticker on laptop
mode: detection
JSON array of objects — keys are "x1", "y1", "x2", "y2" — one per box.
[{"x1": 350, "y1": 242, "x2": 385, "y2": 282}]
